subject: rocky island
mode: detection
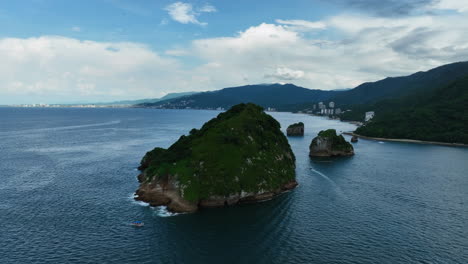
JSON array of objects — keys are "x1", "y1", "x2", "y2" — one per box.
[
  {"x1": 286, "y1": 122, "x2": 304, "y2": 136},
  {"x1": 309, "y1": 129, "x2": 354, "y2": 157},
  {"x1": 135, "y1": 103, "x2": 298, "y2": 213}
]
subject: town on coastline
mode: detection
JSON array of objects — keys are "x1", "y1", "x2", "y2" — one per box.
[
  {"x1": 9, "y1": 100, "x2": 377, "y2": 125},
  {"x1": 296, "y1": 101, "x2": 375, "y2": 123}
]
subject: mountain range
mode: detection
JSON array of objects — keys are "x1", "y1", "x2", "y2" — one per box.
[
  {"x1": 137, "y1": 83, "x2": 338, "y2": 110},
  {"x1": 136, "y1": 61, "x2": 468, "y2": 144},
  {"x1": 138, "y1": 62, "x2": 468, "y2": 112},
  {"x1": 91, "y1": 92, "x2": 198, "y2": 106}
]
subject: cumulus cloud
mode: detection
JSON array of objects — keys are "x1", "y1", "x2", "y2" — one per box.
[
  {"x1": 183, "y1": 13, "x2": 468, "y2": 90},
  {"x1": 71, "y1": 26, "x2": 81, "y2": 32},
  {"x1": 0, "y1": 36, "x2": 183, "y2": 103},
  {"x1": 2, "y1": 8, "x2": 468, "y2": 104},
  {"x1": 164, "y1": 2, "x2": 216, "y2": 25},
  {"x1": 431, "y1": 0, "x2": 468, "y2": 12},
  {"x1": 265, "y1": 67, "x2": 305, "y2": 80}
]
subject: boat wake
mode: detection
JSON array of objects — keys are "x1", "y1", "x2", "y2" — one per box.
[
  {"x1": 310, "y1": 168, "x2": 336, "y2": 185},
  {"x1": 310, "y1": 168, "x2": 347, "y2": 198}
]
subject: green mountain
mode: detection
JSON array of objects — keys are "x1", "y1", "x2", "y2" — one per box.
[
  {"x1": 332, "y1": 61, "x2": 468, "y2": 106},
  {"x1": 137, "y1": 83, "x2": 338, "y2": 110},
  {"x1": 354, "y1": 74, "x2": 468, "y2": 144},
  {"x1": 93, "y1": 92, "x2": 198, "y2": 106}
]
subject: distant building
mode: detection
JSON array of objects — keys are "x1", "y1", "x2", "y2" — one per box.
[
  {"x1": 312, "y1": 104, "x2": 316, "y2": 110},
  {"x1": 335, "y1": 108, "x2": 341, "y2": 115},
  {"x1": 365, "y1": 111, "x2": 375, "y2": 122},
  {"x1": 318, "y1": 102, "x2": 325, "y2": 109},
  {"x1": 329, "y1": 102, "x2": 335, "y2": 108}
]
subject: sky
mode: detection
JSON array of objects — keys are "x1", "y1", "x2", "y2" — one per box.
[{"x1": 0, "y1": 0, "x2": 467, "y2": 104}]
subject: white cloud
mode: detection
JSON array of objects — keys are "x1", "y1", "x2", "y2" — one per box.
[
  {"x1": 182, "y1": 13, "x2": 468, "y2": 90},
  {"x1": 276, "y1": 19, "x2": 326, "y2": 31},
  {"x1": 2, "y1": 9, "x2": 468, "y2": 104},
  {"x1": 431, "y1": 0, "x2": 468, "y2": 12},
  {"x1": 265, "y1": 67, "x2": 305, "y2": 80},
  {"x1": 165, "y1": 49, "x2": 189, "y2": 56},
  {"x1": 0, "y1": 36, "x2": 184, "y2": 103},
  {"x1": 164, "y1": 2, "x2": 216, "y2": 26},
  {"x1": 71, "y1": 26, "x2": 81, "y2": 32},
  {"x1": 198, "y1": 4, "x2": 217, "y2": 13}
]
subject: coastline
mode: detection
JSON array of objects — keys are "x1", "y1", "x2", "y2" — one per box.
[
  {"x1": 343, "y1": 132, "x2": 468, "y2": 148},
  {"x1": 8, "y1": 107, "x2": 465, "y2": 149}
]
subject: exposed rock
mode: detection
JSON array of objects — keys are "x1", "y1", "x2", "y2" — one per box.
[
  {"x1": 351, "y1": 135, "x2": 358, "y2": 143},
  {"x1": 286, "y1": 122, "x2": 304, "y2": 136},
  {"x1": 309, "y1": 129, "x2": 354, "y2": 157},
  {"x1": 135, "y1": 103, "x2": 297, "y2": 213}
]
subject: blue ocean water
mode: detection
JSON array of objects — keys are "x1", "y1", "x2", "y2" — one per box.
[{"x1": 0, "y1": 107, "x2": 467, "y2": 264}]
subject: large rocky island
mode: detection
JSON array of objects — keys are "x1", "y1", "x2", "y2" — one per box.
[
  {"x1": 135, "y1": 103, "x2": 298, "y2": 213},
  {"x1": 309, "y1": 129, "x2": 354, "y2": 157}
]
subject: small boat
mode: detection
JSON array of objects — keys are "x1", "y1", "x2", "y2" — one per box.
[{"x1": 131, "y1": 221, "x2": 144, "y2": 227}]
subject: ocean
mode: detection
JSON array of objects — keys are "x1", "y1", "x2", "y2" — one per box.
[{"x1": 1, "y1": 107, "x2": 467, "y2": 264}]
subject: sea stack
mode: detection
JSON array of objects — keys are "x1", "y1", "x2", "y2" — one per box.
[
  {"x1": 309, "y1": 129, "x2": 354, "y2": 157},
  {"x1": 286, "y1": 122, "x2": 304, "y2": 136},
  {"x1": 135, "y1": 103, "x2": 297, "y2": 213},
  {"x1": 351, "y1": 135, "x2": 358, "y2": 143}
]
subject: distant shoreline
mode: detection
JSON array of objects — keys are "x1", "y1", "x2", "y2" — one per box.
[{"x1": 343, "y1": 132, "x2": 468, "y2": 148}]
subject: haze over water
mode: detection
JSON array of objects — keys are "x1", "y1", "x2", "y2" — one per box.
[{"x1": 1, "y1": 107, "x2": 467, "y2": 264}]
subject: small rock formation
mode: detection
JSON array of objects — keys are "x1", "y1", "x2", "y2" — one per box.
[
  {"x1": 309, "y1": 129, "x2": 354, "y2": 157},
  {"x1": 286, "y1": 122, "x2": 304, "y2": 136},
  {"x1": 351, "y1": 135, "x2": 358, "y2": 143},
  {"x1": 135, "y1": 103, "x2": 298, "y2": 213}
]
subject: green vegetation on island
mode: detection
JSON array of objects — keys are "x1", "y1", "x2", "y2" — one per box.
[
  {"x1": 288, "y1": 122, "x2": 304, "y2": 128},
  {"x1": 136, "y1": 103, "x2": 297, "y2": 212},
  {"x1": 286, "y1": 122, "x2": 304, "y2": 136},
  {"x1": 309, "y1": 129, "x2": 354, "y2": 157}
]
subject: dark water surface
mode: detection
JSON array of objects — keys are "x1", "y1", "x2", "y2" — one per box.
[{"x1": 0, "y1": 107, "x2": 467, "y2": 264}]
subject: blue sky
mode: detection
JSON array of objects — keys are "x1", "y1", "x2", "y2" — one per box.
[
  {"x1": 0, "y1": 0, "x2": 467, "y2": 104},
  {"x1": 0, "y1": 0, "x2": 336, "y2": 58}
]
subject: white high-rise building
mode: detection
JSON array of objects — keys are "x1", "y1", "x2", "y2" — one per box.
[{"x1": 329, "y1": 102, "x2": 335, "y2": 108}]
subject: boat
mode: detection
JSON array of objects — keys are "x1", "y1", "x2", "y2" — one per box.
[{"x1": 131, "y1": 221, "x2": 144, "y2": 227}]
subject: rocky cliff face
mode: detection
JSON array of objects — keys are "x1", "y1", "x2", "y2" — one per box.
[
  {"x1": 309, "y1": 129, "x2": 354, "y2": 157},
  {"x1": 135, "y1": 103, "x2": 297, "y2": 213},
  {"x1": 286, "y1": 122, "x2": 304, "y2": 136}
]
